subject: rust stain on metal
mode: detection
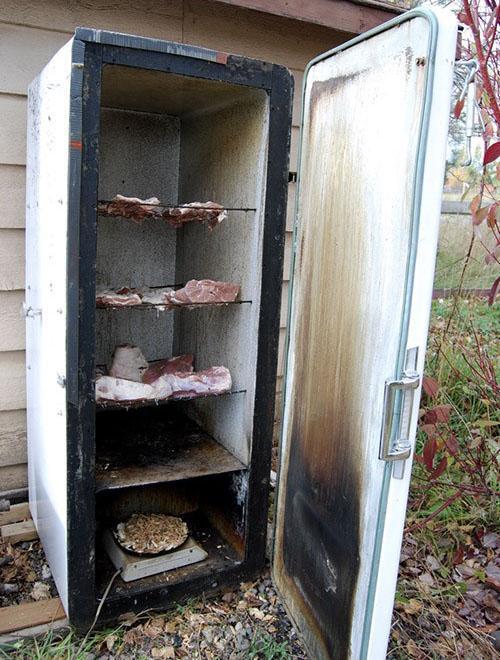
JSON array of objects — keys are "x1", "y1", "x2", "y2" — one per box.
[{"x1": 216, "y1": 51, "x2": 229, "y2": 65}]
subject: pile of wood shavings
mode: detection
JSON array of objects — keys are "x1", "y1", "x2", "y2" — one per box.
[{"x1": 114, "y1": 513, "x2": 188, "y2": 555}]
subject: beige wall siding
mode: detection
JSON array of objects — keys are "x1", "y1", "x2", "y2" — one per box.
[
  {"x1": 0, "y1": 0, "x2": 363, "y2": 491},
  {"x1": 0, "y1": 410, "x2": 27, "y2": 466},
  {"x1": 0, "y1": 464, "x2": 28, "y2": 492},
  {"x1": 0, "y1": 230, "x2": 25, "y2": 291},
  {"x1": 0, "y1": 166, "x2": 26, "y2": 229},
  {"x1": 0, "y1": 94, "x2": 27, "y2": 165},
  {"x1": 0, "y1": 24, "x2": 71, "y2": 95},
  {"x1": 0, "y1": 1, "x2": 183, "y2": 40},
  {"x1": 0, "y1": 352, "x2": 26, "y2": 411},
  {"x1": 0, "y1": 292, "x2": 26, "y2": 352}
]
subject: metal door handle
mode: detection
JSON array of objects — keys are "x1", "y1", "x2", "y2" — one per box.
[{"x1": 379, "y1": 373, "x2": 420, "y2": 461}]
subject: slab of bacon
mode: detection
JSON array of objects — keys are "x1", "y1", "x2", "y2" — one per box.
[
  {"x1": 98, "y1": 195, "x2": 227, "y2": 229},
  {"x1": 97, "y1": 195, "x2": 163, "y2": 222},
  {"x1": 96, "y1": 287, "x2": 142, "y2": 307},
  {"x1": 96, "y1": 281, "x2": 240, "y2": 308},
  {"x1": 140, "y1": 287, "x2": 173, "y2": 306},
  {"x1": 142, "y1": 354, "x2": 194, "y2": 384},
  {"x1": 95, "y1": 346, "x2": 231, "y2": 404},
  {"x1": 158, "y1": 366, "x2": 232, "y2": 400},
  {"x1": 96, "y1": 376, "x2": 156, "y2": 402},
  {"x1": 96, "y1": 365, "x2": 231, "y2": 404},
  {"x1": 166, "y1": 279, "x2": 240, "y2": 305},
  {"x1": 164, "y1": 202, "x2": 227, "y2": 230}
]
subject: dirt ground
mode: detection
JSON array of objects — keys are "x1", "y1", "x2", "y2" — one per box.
[
  {"x1": 0, "y1": 539, "x2": 57, "y2": 608},
  {"x1": 1, "y1": 553, "x2": 308, "y2": 659}
]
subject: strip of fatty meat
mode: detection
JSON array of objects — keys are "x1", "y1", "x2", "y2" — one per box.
[
  {"x1": 96, "y1": 365, "x2": 231, "y2": 403},
  {"x1": 142, "y1": 354, "x2": 194, "y2": 384},
  {"x1": 97, "y1": 195, "x2": 162, "y2": 223},
  {"x1": 167, "y1": 279, "x2": 240, "y2": 305},
  {"x1": 98, "y1": 196, "x2": 227, "y2": 229},
  {"x1": 109, "y1": 344, "x2": 148, "y2": 382},
  {"x1": 96, "y1": 287, "x2": 142, "y2": 307},
  {"x1": 150, "y1": 366, "x2": 232, "y2": 400},
  {"x1": 96, "y1": 376, "x2": 156, "y2": 402},
  {"x1": 140, "y1": 287, "x2": 173, "y2": 306},
  {"x1": 164, "y1": 202, "x2": 227, "y2": 230}
]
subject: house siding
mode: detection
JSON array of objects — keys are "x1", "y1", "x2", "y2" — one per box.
[{"x1": 0, "y1": 0, "x2": 384, "y2": 492}]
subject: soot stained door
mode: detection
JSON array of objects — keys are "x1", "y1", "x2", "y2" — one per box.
[{"x1": 273, "y1": 8, "x2": 457, "y2": 660}]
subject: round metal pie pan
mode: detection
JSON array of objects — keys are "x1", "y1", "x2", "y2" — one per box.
[{"x1": 113, "y1": 513, "x2": 189, "y2": 556}]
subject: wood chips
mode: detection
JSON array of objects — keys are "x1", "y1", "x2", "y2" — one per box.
[{"x1": 114, "y1": 513, "x2": 188, "y2": 555}]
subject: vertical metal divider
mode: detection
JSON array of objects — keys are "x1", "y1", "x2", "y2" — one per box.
[
  {"x1": 66, "y1": 40, "x2": 102, "y2": 629},
  {"x1": 245, "y1": 64, "x2": 293, "y2": 568}
]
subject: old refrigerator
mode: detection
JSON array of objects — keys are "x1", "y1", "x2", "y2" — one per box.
[{"x1": 26, "y1": 7, "x2": 456, "y2": 658}]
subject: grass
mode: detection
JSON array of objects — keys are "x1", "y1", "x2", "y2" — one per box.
[
  {"x1": 0, "y1": 627, "x2": 124, "y2": 659},
  {"x1": 434, "y1": 214, "x2": 497, "y2": 290},
  {"x1": 431, "y1": 295, "x2": 499, "y2": 331},
  {"x1": 411, "y1": 297, "x2": 498, "y2": 520},
  {"x1": 248, "y1": 633, "x2": 290, "y2": 659},
  {"x1": 1, "y1": 625, "x2": 133, "y2": 659},
  {"x1": 1, "y1": 586, "x2": 304, "y2": 659},
  {"x1": 389, "y1": 295, "x2": 499, "y2": 659}
]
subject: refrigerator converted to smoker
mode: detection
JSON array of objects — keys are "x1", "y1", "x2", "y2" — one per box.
[{"x1": 26, "y1": 8, "x2": 457, "y2": 659}]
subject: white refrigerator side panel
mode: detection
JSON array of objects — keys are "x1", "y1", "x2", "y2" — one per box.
[
  {"x1": 366, "y1": 11, "x2": 457, "y2": 658},
  {"x1": 26, "y1": 39, "x2": 74, "y2": 613}
]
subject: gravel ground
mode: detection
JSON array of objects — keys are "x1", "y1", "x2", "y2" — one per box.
[
  {"x1": 1, "y1": 534, "x2": 309, "y2": 659},
  {"x1": 94, "y1": 570, "x2": 309, "y2": 659},
  {"x1": 3, "y1": 568, "x2": 309, "y2": 659}
]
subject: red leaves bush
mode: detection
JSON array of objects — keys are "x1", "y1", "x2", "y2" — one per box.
[{"x1": 414, "y1": 323, "x2": 498, "y2": 511}]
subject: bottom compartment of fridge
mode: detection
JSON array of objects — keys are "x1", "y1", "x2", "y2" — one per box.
[{"x1": 94, "y1": 468, "x2": 255, "y2": 616}]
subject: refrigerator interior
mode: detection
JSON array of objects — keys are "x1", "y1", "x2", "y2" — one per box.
[{"x1": 94, "y1": 64, "x2": 270, "y2": 590}]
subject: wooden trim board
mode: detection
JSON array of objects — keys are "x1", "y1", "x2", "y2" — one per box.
[
  {"x1": 0, "y1": 598, "x2": 65, "y2": 635},
  {"x1": 0, "y1": 616, "x2": 68, "y2": 645},
  {"x1": 0, "y1": 501, "x2": 29, "y2": 526},
  {"x1": 0, "y1": 502, "x2": 65, "y2": 639},
  {"x1": 210, "y1": 0, "x2": 401, "y2": 35},
  {"x1": 1, "y1": 518, "x2": 37, "y2": 543}
]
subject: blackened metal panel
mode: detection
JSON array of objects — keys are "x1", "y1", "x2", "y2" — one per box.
[
  {"x1": 74, "y1": 27, "x2": 223, "y2": 63},
  {"x1": 66, "y1": 40, "x2": 101, "y2": 629},
  {"x1": 100, "y1": 47, "x2": 271, "y2": 91},
  {"x1": 273, "y1": 9, "x2": 456, "y2": 659},
  {"x1": 245, "y1": 63, "x2": 293, "y2": 569}
]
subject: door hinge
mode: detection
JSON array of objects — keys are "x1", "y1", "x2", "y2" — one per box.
[{"x1": 23, "y1": 303, "x2": 42, "y2": 318}]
